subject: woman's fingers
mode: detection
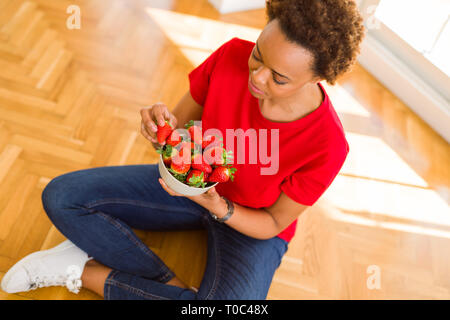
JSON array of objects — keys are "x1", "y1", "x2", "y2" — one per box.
[
  {"x1": 140, "y1": 107, "x2": 158, "y2": 132},
  {"x1": 141, "y1": 121, "x2": 157, "y2": 143},
  {"x1": 140, "y1": 105, "x2": 164, "y2": 145},
  {"x1": 169, "y1": 113, "x2": 178, "y2": 129},
  {"x1": 158, "y1": 178, "x2": 183, "y2": 196},
  {"x1": 152, "y1": 104, "x2": 168, "y2": 127},
  {"x1": 140, "y1": 103, "x2": 178, "y2": 148}
]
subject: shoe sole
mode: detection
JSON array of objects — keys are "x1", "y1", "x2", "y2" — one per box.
[{"x1": 1, "y1": 240, "x2": 76, "y2": 293}]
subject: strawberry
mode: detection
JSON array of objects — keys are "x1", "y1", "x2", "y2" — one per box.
[
  {"x1": 208, "y1": 166, "x2": 237, "y2": 183},
  {"x1": 180, "y1": 140, "x2": 198, "y2": 150},
  {"x1": 170, "y1": 143, "x2": 191, "y2": 174},
  {"x1": 203, "y1": 145, "x2": 233, "y2": 166},
  {"x1": 156, "y1": 144, "x2": 178, "y2": 166},
  {"x1": 202, "y1": 135, "x2": 222, "y2": 149},
  {"x1": 170, "y1": 160, "x2": 190, "y2": 175},
  {"x1": 191, "y1": 153, "x2": 212, "y2": 174},
  {"x1": 178, "y1": 141, "x2": 202, "y2": 156},
  {"x1": 185, "y1": 120, "x2": 203, "y2": 145},
  {"x1": 186, "y1": 170, "x2": 208, "y2": 188},
  {"x1": 166, "y1": 130, "x2": 182, "y2": 147},
  {"x1": 157, "y1": 120, "x2": 173, "y2": 144}
]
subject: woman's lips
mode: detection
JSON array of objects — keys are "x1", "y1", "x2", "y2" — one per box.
[{"x1": 248, "y1": 79, "x2": 264, "y2": 95}]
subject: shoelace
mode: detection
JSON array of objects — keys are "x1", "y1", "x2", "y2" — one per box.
[
  {"x1": 30, "y1": 267, "x2": 82, "y2": 294},
  {"x1": 190, "y1": 286, "x2": 199, "y2": 293}
]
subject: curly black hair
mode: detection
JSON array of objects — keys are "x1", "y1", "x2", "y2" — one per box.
[{"x1": 266, "y1": 0, "x2": 365, "y2": 85}]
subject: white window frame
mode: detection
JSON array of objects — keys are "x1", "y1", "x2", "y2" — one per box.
[{"x1": 356, "y1": 0, "x2": 450, "y2": 142}]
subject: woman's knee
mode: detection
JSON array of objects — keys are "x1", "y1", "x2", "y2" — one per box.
[{"x1": 41, "y1": 174, "x2": 79, "y2": 222}]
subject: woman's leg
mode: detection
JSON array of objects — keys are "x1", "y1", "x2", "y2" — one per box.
[
  {"x1": 42, "y1": 163, "x2": 288, "y2": 300},
  {"x1": 102, "y1": 215, "x2": 289, "y2": 300},
  {"x1": 41, "y1": 164, "x2": 210, "y2": 285}
]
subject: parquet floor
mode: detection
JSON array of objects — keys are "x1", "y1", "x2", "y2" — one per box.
[{"x1": 0, "y1": 0, "x2": 449, "y2": 300}]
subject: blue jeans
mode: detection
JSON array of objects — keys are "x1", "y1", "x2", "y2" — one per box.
[{"x1": 41, "y1": 164, "x2": 288, "y2": 300}]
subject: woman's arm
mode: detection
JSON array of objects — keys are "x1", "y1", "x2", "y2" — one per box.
[
  {"x1": 209, "y1": 191, "x2": 309, "y2": 240},
  {"x1": 212, "y1": 197, "x2": 280, "y2": 240},
  {"x1": 171, "y1": 90, "x2": 204, "y2": 129},
  {"x1": 159, "y1": 176, "x2": 309, "y2": 240}
]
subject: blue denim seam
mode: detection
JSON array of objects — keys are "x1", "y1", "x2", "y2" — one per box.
[
  {"x1": 105, "y1": 278, "x2": 171, "y2": 300},
  {"x1": 156, "y1": 271, "x2": 173, "y2": 283},
  {"x1": 85, "y1": 198, "x2": 203, "y2": 217},
  {"x1": 104, "y1": 269, "x2": 120, "y2": 299},
  {"x1": 204, "y1": 217, "x2": 221, "y2": 300},
  {"x1": 93, "y1": 210, "x2": 175, "y2": 281}
]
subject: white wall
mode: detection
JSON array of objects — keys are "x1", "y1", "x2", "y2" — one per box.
[{"x1": 209, "y1": 0, "x2": 266, "y2": 14}]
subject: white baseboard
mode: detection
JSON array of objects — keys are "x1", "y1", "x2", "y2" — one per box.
[
  {"x1": 358, "y1": 35, "x2": 450, "y2": 143},
  {"x1": 209, "y1": 0, "x2": 266, "y2": 14}
]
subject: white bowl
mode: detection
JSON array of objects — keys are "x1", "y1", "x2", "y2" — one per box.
[{"x1": 158, "y1": 154, "x2": 218, "y2": 196}]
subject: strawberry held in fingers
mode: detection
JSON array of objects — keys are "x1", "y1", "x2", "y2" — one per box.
[
  {"x1": 166, "y1": 130, "x2": 182, "y2": 147},
  {"x1": 208, "y1": 166, "x2": 237, "y2": 183},
  {"x1": 156, "y1": 120, "x2": 173, "y2": 144}
]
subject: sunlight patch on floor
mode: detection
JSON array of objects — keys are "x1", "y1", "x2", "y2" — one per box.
[
  {"x1": 322, "y1": 83, "x2": 372, "y2": 118},
  {"x1": 324, "y1": 174, "x2": 449, "y2": 227},
  {"x1": 145, "y1": 7, "x2": 261, "y2": 66},
  {"x1": 342, "y1": 132, "x2": 428, "y2": 187}
]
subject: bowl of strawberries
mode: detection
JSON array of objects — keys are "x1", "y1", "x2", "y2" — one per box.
[{"x1": 156, "y1": 120, "x2": 237, "y2": 196}]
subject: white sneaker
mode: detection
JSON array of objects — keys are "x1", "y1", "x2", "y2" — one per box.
[{"x1": 1, "y1": 240, "x2": 92, "y2": 294}]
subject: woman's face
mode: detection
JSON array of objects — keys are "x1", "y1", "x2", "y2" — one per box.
[{"x1": 248, "y1": 19, "x2": 319, "y2": 100}]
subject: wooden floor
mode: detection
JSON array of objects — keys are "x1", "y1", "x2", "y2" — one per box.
[{"x1": 0, "y1": 0, "x2": 449, "y2": 300}]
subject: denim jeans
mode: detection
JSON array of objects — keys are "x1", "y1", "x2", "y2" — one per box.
[{"x1": 41, "y1": 164, "x2": 288, "y2": 300}]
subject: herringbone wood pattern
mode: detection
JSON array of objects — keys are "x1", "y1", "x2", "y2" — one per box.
[{"x1": 0, "y1": 0, "x2": 449, "y2": 300}]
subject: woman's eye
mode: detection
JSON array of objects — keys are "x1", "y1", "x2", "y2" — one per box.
[
  {"x1": 273, "y1": 75, "x2": 287, "y2": 85},
  {"x1": 252, "y1": 48, "x2": 287, "y2": 85}
]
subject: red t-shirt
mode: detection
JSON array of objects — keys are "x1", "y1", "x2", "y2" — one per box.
[{"x1": 188, "y1": 38, "x2": 349, "y2": 242}]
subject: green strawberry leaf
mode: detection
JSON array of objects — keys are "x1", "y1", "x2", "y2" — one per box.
[
  {"x1": 228, "y1": 166, "x2": 237, "y2": 182},
  {"x1": 187, "y1": 172, "x2": 207, "y2": 188},
  {"x1": 184, "y1": 120, "x2": 195, "y2": 129},
  {"x1": 163, "y1": 144, "x2": 173, "y2": 157},
  {"x1": 168, "y1": 168, "x2": 188, "y2": 182}
]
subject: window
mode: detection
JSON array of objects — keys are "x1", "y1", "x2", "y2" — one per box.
[
  {"x1": 375, "y1": 0, "x2": 449, "y2": 77},
  {"x1": 356, "y1": 0, "x2": 450, "y2": 142}
]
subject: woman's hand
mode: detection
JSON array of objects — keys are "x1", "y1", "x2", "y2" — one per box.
[
  {"x1": 140, "y1": 103, "x2": 178, "y2": 151},
  {"x1": 158, "y1": 178, "x2": 223, "y2": 213}
]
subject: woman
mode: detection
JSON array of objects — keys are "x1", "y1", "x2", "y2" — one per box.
[{"x1": 1, "y1": 0, "x2": 364, "y2": 299}]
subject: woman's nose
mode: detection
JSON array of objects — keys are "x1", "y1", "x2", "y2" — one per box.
[{"x1": 252, "y1": 66, "x2": 268, "y2": 85}]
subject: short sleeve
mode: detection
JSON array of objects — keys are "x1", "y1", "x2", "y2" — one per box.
[
  {"x1": 280, "y1": 140, "x2": 349, "y2": 206},
  {"x1": 188, "y1": 39, "x2": 233, "y2": 106}
]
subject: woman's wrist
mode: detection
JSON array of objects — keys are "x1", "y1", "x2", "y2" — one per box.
[
  {"x1": 187, "y1": 191, "x2": 226, "y2": 217},
  {"x1": 209, "y1": 196, "x2": 229, "y2": 219}
]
